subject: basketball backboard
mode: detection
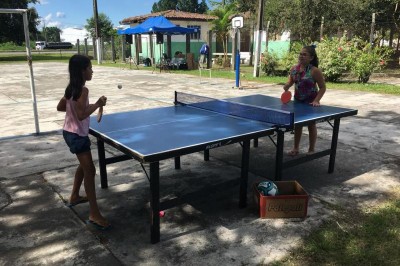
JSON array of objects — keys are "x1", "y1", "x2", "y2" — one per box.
[{"x1": 232, "y1": 17, "x2": 243, "y2": 29}]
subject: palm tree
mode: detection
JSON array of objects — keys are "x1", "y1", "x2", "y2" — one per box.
[{"x1": 209, "y1": 3, "x2": 236, "y2": 67}]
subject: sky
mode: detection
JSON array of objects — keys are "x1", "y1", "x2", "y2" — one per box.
[
  {"x1": 29, "y1": 0, "x2": 160, "y2": 30},
  {"x1": 28, "y1": 0, "x2": 216, "y2": 43}
]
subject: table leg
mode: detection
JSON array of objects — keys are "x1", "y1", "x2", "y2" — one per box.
[
  {"x1": 174, "y1": 156, "x2": 181, "y2": 169},
  {"x1": 253, "y1": 138, "x2": 259, "y2": 147},
  {"x1": 150, "y1": 161, "x2": 160, "y2": 244},
  {"x1": 239, "y1": 139, "x2": 250, "y2": 208},
  {"x1": 328, "y1": 119, "x2": 341, "y2": 173},
  {"x1": 275, "y1": 130, "x2": 284, "y2": 181},
  {"x1": 204, "y1": 149, "x2": 209, "y2": 161},
  {"x1": 97, "y1": 138, "x2": 108, "y2": 188}
]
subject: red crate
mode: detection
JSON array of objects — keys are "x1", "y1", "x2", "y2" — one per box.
[{"x1": 254, "y1": 181, "x2": 309, "y2": 219}]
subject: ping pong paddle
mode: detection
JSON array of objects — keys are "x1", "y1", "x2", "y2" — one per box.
[
  {"x1": 97, "y1": 106, "x2": 103, "y2": 123},
  {"x1": 281, "y1": 90, "x2": 292, "y2": 104}
]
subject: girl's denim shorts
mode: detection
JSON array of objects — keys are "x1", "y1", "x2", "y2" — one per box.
[{"x1": 63, "y1": 130, "x2": 91, "y2": 154}]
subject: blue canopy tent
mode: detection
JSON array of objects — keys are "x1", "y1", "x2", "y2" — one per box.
[
  {"x1": 117, "y1": 16, "x2": 197, "y2": 35},
  {"x1": 118, "y1": 16, "x2": 197, "y2": 70}
]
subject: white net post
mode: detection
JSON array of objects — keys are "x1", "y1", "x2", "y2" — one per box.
[
  {"x1": 0, "y1": 8, "x2": 40, "y2": 134},
  {"x1": 23, "y1": 11, "x2": 40, "y2": 134}
]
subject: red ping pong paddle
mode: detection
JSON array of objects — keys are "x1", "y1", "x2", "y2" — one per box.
[
  {"x1": 281, "y1": 90, "x2": 292, "y2": 104},
  {"x1": 97, "y1": 106, "x2": 103, "y2": 123}
]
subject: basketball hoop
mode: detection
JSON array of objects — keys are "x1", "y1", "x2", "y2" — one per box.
[{"x1": 232, "y1": 16, "x2": 243, "y2": 29}]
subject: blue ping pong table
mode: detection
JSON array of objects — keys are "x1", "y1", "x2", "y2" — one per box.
[
  {"x1": 217, "y1": 94, "x2": 358, "y2": 181},
  {"x1": 89, "y1": 92, "x2": 357, "y2": 243}
]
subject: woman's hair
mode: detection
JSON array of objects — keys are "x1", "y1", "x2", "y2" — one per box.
[
  {"x1": 65, "y1": 54, "x2": 91, "y2": 100},
  {"x1": 303, "y1": 45, "x2": 319, "y2": 68}
]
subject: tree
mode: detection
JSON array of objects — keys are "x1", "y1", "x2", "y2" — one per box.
[
  {"x1": 177, "y1": 0, "x2": 198, "y2": 12},
  {"x1": 85, "y1": 13, "x2": 115, "y2": 39},
  {"x1": 234, "y1": 0, "x2": 257, "y2": 13},
  {"x1": 261, "y1": 0, "x2": 400, "y2": 43},
  {"x1": 197, "y1": 0, "x2": 209, "y2": 13},
  {"x1": 152, "y1": 0, "x2": 209, "y2": 13},
  {"x1": 43, "y1": 26, "x2": 62, "y2": 42},
  {"x1": 209, "y1": 3, "x2": 236, "y2": 66},
  {"x1": 152, "y1": 0, "x2": 178, "y2": 12},
  {"x1": 0, "y1": 0, "x2": 39, "y2": 44}
]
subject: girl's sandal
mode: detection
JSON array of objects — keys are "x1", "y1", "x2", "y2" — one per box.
[{"x1": 287, "y1": 150, "x2": 299, "y2": 156}]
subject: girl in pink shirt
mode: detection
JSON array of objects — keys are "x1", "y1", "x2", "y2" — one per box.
[{"x1": 57, "y1": 54, "x2": 109, "y2": 229}]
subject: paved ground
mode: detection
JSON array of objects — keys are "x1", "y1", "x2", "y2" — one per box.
[{"x1": 0, "y1": 62, "x2": 399, "y2": 265}]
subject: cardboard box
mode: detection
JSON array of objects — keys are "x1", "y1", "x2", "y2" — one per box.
[{"x1": 254, "y1": 181, "x2": 309, "y2": 219}]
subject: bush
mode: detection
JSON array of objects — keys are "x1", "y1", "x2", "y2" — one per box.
[
  {"x1": 293, "y1": 37, "x2": 393, "y2": 83},
  {"x1": 280, "y1": 50, "x2": 298, "y2": 75},
  {"x1": 0, "y1": 41, "x2": 37, "y2": 51},
  {"x1": 346, "y1": 38, "x2": 392, "y2": 83},
  {"x1": 260, "y1": 52, "x2": 279, "y2": 75},
  {"x1": 279, "y1": 42, "x2": 303, "y2": 75},
  {"x1": 317, "y1": 37, "x2": 349, "y2": 82}
]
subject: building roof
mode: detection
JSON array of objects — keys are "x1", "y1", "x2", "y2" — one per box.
[{"x1": 120, "y1": 10, "x2": 217, "y2": 25}]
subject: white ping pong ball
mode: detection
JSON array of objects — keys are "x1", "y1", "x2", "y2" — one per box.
[{"x1": 118, "y1": 84, "x2": 122, "y2": 89}]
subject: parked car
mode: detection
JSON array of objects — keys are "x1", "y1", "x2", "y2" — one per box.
[{"x1": 35, "y1": 41, "x2": 46, "y2": 50}]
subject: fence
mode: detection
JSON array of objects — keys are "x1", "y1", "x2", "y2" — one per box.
[{"x1": 74, "y1": 36, "x2": 127, "y2": 63}]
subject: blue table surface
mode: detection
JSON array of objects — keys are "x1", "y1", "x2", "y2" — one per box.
[
  {"x1": 90, "y1": 104, "x2": 274, "y2": 156},
  {"x1": 228, "y1": 94, "x2": 357, "y2": 123},
  {"x1": 90, "y1": 94, "x2": 356, "y2": 157}
]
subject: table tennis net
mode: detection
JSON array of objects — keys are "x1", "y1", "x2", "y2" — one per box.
[{"x1": 175, "y1": 92, "x2": 294, "y2": 128}]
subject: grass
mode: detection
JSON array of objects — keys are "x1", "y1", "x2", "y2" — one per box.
[
  {"x1": 271, "y1": 186, "x2": 400, "y2": 266},
  {"x1": 0, "y1": 52, "x2": 72, "y2": 62},
  {"x1": 1, "y1": 52, "x2": 399, "y2": 94},
  {"x1": 100, "y1": 62, "x2": 400, "y2": 95}
]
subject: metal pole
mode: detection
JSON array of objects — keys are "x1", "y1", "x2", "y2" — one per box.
[
  {"x1": 235, "y1": 28, "x2": 241, "y2": 89},
  {"x1": 369, "y1": 13, "x2": 376, "y2": 48},
  {"x1": 23, "y1": 11, "x2": 40, "y2": 134},
  {"x1": 253, "y1": 0, "x2": 264, "y2": 77},
  {"x1": 232, "y1": 28, "x2": 237, "y2": 70},
  {"x1": 93, "y1": 0, "x2": 102, "y2": 64},
  {"x1": 121, "y1": 35, "x2": 126, "y2": 61},
  {"x1": 84, "y1": 38, "x2": 88, "y2": 56},
  {"x1": 265, "y1": 20, "x2": 270, "y2": 53},
  {"x1": 93, "y1": 37, "x2": 97, "y2": 60},
  {"x1": 77, "y1": 39, "x2": 80, "y2": 54},
  {"x1": 111, "y1": 35, "x2": 116, "y2": 62},
  {"x1": 207, "y1": 30, "x2": 212, "y2": 69},
  {"x1": 320, "y1": 16, "x2": 324, "y2": 40},
  {"x1": 0, "y1": 9, "x2": 40, "y2": 134}
]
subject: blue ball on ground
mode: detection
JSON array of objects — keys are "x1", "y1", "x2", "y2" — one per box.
[{"x1": 257, "y1": 181, "x2": 278, "y2": 196}]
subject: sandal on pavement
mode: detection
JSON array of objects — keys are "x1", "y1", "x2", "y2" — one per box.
[
  {"x1": 287, "y1": 150, "x2": 299, "y2": 156},
  {"x1": 86, "y1": 219, "x2": 111, "y2": 231},
  {"x1": 66, "y1": 196, "x2": 88, "y2": 207}
]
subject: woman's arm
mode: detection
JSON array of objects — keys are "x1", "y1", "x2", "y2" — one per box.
[
  {"x1": 283, "y1": 67, "x2": 295, "y2": 91},
  {"x1": 311, "y1": 67, "x2": 326, "y2": 106}
]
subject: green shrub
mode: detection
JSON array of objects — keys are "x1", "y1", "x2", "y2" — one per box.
[
  {"x1": 346, "y1": 38, "x2": 392, "y2": 83},
  {"x1": 284, "y1": 37, "x2": 393, "y2": 84},
  {"x1": 279, "y1": 50, "x2": 298, "y2": 75},
  {"x1": 0, "y1": 41, "x2": 36, "y2": 51},
  {"x1": 260, "y1": 52, "x2": 279, "y2": 75},
  {"x1": 317, "y1": 37, "x2": 349, "y2": 82}
]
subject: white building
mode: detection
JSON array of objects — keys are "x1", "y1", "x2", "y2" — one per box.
[
  {"x1": 60, "y1": 27, "x2": 92, "y2": 45},
  {"x1": 120, "y1": 10, "x2": 217, "y2": 65}
]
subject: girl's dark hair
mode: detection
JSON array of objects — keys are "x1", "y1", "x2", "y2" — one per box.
[
  {"x1": 303, "y1": 45, "x2": 319, "y2": 68},
  {"x1": 65, "y1": 54, "x2": 91, "y2": 100}
]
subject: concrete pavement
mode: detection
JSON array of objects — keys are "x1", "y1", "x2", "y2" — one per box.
[{"x1": 0, "y1": 62, "x2": 399, "y2": 265}]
